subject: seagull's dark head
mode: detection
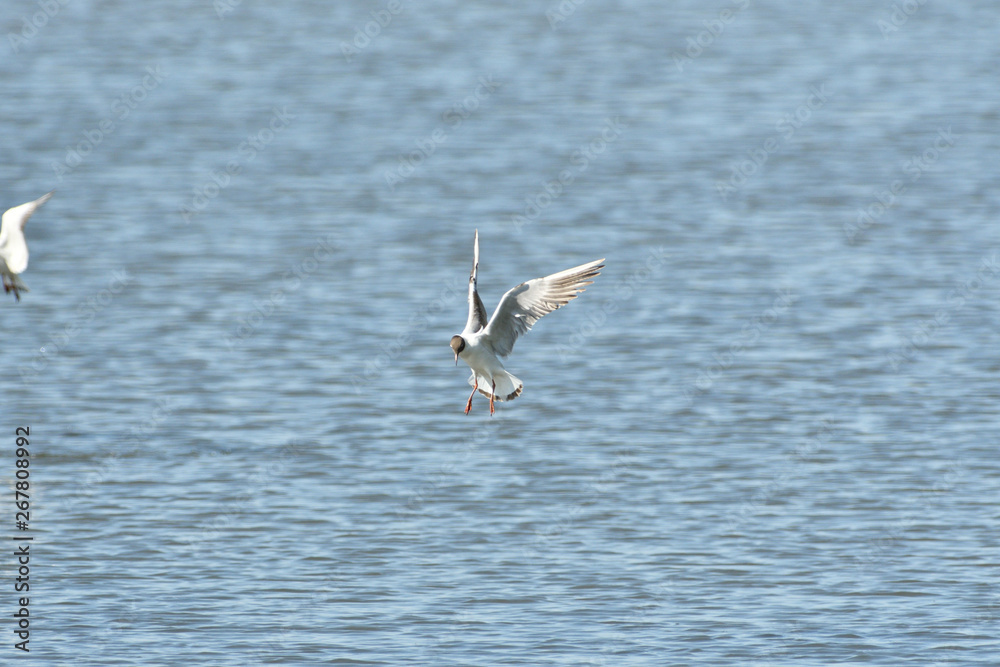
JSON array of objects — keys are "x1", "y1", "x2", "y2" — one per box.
[{"x1": 450, "y1": 335, "x2": 466, "y2": 364}]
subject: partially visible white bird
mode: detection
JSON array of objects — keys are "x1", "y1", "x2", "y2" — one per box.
[
  {"x1": 1, "y1": 191, "x2": 54, "y2": 302},
  {"x1": 450, "y1": 229, "x2": 604, "y2": 415}
]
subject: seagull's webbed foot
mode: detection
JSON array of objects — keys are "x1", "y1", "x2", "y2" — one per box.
[
  {"x1": 4, "y1": 276, "x2": 25, "y2": 301},
  {"x1": 464, "y1": 379, "x2": 478, "y2": 415},
  {"x1": 489, "y1": 380, "x2": 496, "y2": 416}
]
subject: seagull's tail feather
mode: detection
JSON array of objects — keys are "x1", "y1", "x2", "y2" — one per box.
[{"x1": 470, "y1": 371, "x2": 523, "y2": 402}]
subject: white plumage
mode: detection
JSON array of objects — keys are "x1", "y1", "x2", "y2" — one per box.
[
  {"x1": 450, "y1": 229, "x2": 604, "y2": 415},
  {"x1": 1, "y1": 191, "x2": 53, "y2": 302}
]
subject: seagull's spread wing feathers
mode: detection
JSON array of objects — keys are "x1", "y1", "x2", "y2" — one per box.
[
  {"x1": 0, "y1": 191, "x2": 54, "y2": 274},
  {"x1": 462, "y1": 229, "x2": 489, "y2": 335},
  {"x1": 481, "y1": 257, "x2": 605, "y2": 358}
]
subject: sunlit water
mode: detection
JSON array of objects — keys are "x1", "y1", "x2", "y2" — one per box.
[{"x1": 1, "y1": 1, "x2": 998, "y2": 664}]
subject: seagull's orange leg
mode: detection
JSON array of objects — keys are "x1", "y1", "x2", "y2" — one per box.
[
  {"x1": 489, "y1": 380, "x2": 496, "y2": 416},
  {"x1": 464, "y1": 378, "x2": 478, "y2": 415}
]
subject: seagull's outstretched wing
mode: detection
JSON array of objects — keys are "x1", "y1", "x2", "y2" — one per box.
[
  {"x1": 481, "y1": 257, "x2": 604, "y2": 358},
  {"x1": 0, "y1": 191, "x2": 54, "y2": 274},
  {"x1": 462, "y1": 229, "x2": 489, "y2": 335}
]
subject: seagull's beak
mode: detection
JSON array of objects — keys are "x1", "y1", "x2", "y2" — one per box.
[{"x1": 454, "y1": 351, "x2": 459, "y2": 365}]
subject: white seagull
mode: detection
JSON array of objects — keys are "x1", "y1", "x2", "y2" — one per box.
[
  {"x1": 450, "y1": 230, "x2": 604, "y2": 415},
  {"x1": 1, "y1": 191, "x2": 54, "y2": 302}
]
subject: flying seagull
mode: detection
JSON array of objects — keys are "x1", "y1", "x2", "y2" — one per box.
[
  {"x1": 1, "y1": 191, "x2": 54, "y2": 302},
  {"x1": 450, "y1": 230, "x2": 604, "y2": 415}
]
